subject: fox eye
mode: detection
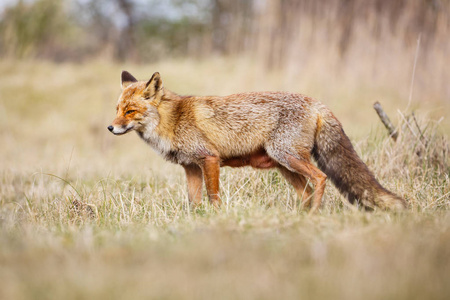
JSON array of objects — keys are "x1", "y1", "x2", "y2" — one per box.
[{"x1": 125, "y1": 110, "x2": 136, "y2": 115}]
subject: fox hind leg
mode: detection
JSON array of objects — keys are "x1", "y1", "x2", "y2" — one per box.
[
  {"x1": 267, "y1": 146, "x2": 327, "y2": 213},
  {"x1": 285, "y1": 155, "x2": 326, "y2": 214},
  {"x1": 278, "y1": 166, "x2": 313, "y2": 209}
]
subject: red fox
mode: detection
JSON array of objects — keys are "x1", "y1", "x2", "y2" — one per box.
[{"x1": 108, "y1": 71, "x2": 406, "y2": 212}]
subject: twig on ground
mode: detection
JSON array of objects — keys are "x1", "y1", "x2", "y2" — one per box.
[{"x1": 373, "y1": 101, "x2": 398, "y2": 141}]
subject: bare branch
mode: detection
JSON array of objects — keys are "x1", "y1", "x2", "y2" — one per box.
[{"x1": 373, "y1": 101, "x2": 398, "y2": 141}]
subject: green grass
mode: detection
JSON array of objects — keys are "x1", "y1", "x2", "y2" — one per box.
[{"x1": 0, "y1": 60, "x2": 449, "y2": 299}]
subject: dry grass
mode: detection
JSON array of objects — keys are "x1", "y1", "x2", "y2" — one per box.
[{"x1": 0, "y1": 59, "x2": 449, "y2": 300}]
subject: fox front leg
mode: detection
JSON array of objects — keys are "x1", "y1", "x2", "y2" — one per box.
[
  {"x1": 183, "y1": 164, "x2": 203, "y2": 206},
  {"x1": 200, "y1": 156, "x2": 222, "y2": 207}
]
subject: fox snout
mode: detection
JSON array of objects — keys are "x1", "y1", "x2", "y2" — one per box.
[{"x1": 107, "y1": 123, "x2": 134, "y2": 135}]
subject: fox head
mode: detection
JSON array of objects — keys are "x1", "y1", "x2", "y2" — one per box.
[{"x1": 108, "y1": 71, "x2": 164, "y2": 135}]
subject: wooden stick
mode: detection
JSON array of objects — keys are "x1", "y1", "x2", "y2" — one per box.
[{"x1": 373, "y1": 101, "x2": 398, "y2": 141}]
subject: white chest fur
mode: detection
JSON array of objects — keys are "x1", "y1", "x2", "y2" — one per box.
[{"x1": 138, "y1": 124, "x2": 172, "y2": 157}]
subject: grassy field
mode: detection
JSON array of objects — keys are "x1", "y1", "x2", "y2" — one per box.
[{"x1": 0, "y1": 59, "x2": 449, "y2": 299}]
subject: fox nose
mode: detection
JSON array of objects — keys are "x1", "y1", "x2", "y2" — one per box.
[{"x1": 107, "y1": 125, "x2": 114, "y2": 132}]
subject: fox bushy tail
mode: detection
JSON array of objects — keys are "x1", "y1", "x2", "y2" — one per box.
[{"x1": 312, "y1": 109, "x2": 406, "y2": 210}]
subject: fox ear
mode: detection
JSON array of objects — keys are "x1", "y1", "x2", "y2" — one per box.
[
  {"x1": 121, "y1": 71, "x2": 138, "y2": 89},
  {"x1": 143, "y1": 72, "x2": 163, "y2": 98},
  {"x1": 146, "y1": 72, "x2": 163, "y2": 90}
]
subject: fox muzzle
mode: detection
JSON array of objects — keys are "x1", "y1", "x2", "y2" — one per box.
[{"x1": 108, "y1": 124, "x2": 134, "y2": 135}]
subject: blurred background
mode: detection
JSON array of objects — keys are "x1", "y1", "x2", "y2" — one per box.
[
  {"x1": 1, "y1": 0, "x2": 449, "y2": 100},
  {"x1": 1, "y1": 0, "x2": 449, "y2": 113},
  {"x1": 0, "y1": 0, "x2": 448, "y2": 66}
]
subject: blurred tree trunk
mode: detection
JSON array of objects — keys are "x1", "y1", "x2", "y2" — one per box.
[
  {"x1": 116, "y1": 0, "x2": 137, "y2": 61},
  {"x1": 211, "y1": 0, "x2": 254, "y2": 55},
  {"x1": 211, "y1": 0, "x2": 226, "y2": 54}
]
